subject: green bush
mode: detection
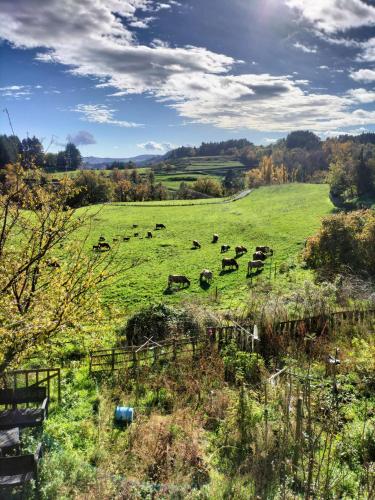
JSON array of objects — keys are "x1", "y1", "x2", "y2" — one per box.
[
  {"x1": 222, "y1": 341, "x2": 265, "y2": 385},
  {"x1": 119, "y1": 303, "x2": 207, "y2": 346}
]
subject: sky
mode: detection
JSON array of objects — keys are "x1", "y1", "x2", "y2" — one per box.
[{"x1": 1, "y1": 0, "x2": 375, "y2": 157}]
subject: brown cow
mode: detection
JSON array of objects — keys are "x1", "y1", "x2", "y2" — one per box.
[
  {"x1": 247, "y1": 260, "x2": 264, "y2": 274},
  {"x1": 256, "y1": 246, "x2": 273, "y2": 255},
  {"x1": 222, "y1": 258, "x2": 239, "y2": 270},
  {"x1": 168, "y1": 275, "x2": 190, "y2": 288}
]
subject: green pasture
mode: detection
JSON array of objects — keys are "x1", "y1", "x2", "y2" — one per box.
[{"x1": 74, "y1": 184, "x2": 333, "y2": 315}]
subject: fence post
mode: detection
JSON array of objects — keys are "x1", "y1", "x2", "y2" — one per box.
[
  {"x1": 111, "y1": 349, "x2": 115, "y2": 372},
  {"x1": 293, "y1": 396, "x2": 303, "y2": 482}
]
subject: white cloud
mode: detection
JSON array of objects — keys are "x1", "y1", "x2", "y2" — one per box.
[
  {"x1": 350, "y1": 68, "x2": 375, "y2": 82},
  {"x1": 1, "y1": 0, "x2": 375, "y2": 133},
  {"x1": 319, "y1": 65, "x2": 329, "y2": 70},
  {"x1": 285, "y1": 0, "x2": 375, "y2": 33},
  {"x1": 358, "y1": 37, "x2": 375, "y2": 62},
  {"x1": 293, "y1": 42, "x2": 317, "y2": 53},
  {"x1": 0, "y1": 84, "x2": 32, "y2": 98},
  {"x1": 138, "y1": 141, "x2": 175, "y2": 152},
  {"x1": 73, "y1": 104, "x2": 142, "y2": 128},
  {"x1": 347, "y1": 88, "x2": 375, "y2": 103},
  {"x1": 67, "y1": 130, "x2": 97, "y2": 146}
]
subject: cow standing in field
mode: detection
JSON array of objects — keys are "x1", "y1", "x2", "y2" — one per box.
[
  {"x1": 221, "y1": 244, "x2": 230, "y2": 253},
  {"x1": 134, "y1": 232, "x2": 139, "y2": 237},
  {"x1": 253, "y1": 251, "x2": 267, "y2": 261},
  {"x1": 146, "y1": 231, "x2": 153, "y2": 238},
  {"x1": 193, "y1": 240, "x2": 201, "y2": 249},
  {"x1": 235, "y1": 245, "x2": 247, "y2": 257},
  {"x1": 155, "y1": 223, "x2": 166, "y2": 230},
  {"x1": 248, "y1": 260, "x2": 264, "y2": 274},
  {"x1": 256, "y1": 246, "x2": 273, "y2": 255},
  {"x1": 99, "y1": 236, "x2": 106, "y2": 242},
  {"x1": 168, "y1": 275, "x2": 190, "y2": 288},
  {"x1": 200, "y1": 269, "x2": 213, "y2": 282},
  {"x1": 212, "y1": 234, "x2": 219, "y2": 243},
  {"x1": 123, "y1": 237, "x2": 130, "y2": 241},
  {"x1": 99, "y1": 242, "x2": 111, "y2": 251},
  {"x1": 222, "y1": 258, "x2": 239, "y2": 270},
  {"x1": 133, "y1": 224, "x2": 138, "y2": 228}
]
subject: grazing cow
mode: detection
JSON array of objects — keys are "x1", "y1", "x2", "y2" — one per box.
[
  {"x1": 123, "y1": 237, "x2": 130, "y2": 241},
  {"x1": 155, "y1": 223, "x2": 166, "y2": 230},
  {"x1": 99, "y1": 242, "x2": 111, "y2": 251},
  {"x1": 46, "y1": 259, "x2": 60, "y2": 268},
  {"x1": 134, "y1": 232, "x2": 139, "y2": 237},
  {"x1": 256, "y1": 246, "x2": 273, "y2": 255},
  {"x1": 222, "y1": 258, "x2": 239, "y2": 270},
  {"x1": 235, "y1": 245, "x2": 248, "y2": 256},
  {"x1": 253, "y1": 251, "x2": 267, "y2": 261},
  {"x1": 146, "y1": 231, "x2": 153, "y2": 238},
  {"x1": 212, "y1": 234, "x2": 219, "y2": 243},
  {"x1": 113, "y1": 238, "x2": 119, "y2": 242},
  {"x1": 168, "y1": 275, "x2": 190, "y2": 288},
  {"x1": 200, "y1": 269, "x2": 213, "y2": 282},
  {"x1": 248, "y1": 260, "x2": 264, "y2": 274},
  {"x1": 133, "y1": 224, "x2": 138, "y2": 228},
  {"x1": 221, "y1": 244, "x2": 230, "y2": 253},
  {"x1": 93, "y1": 244, "x2": 100, "y2": 251},
  {"x1": 99, "y1": 236, "x2": 106, "y2": 242},
  {"x1": 193, "y1": 240, "x2": 201, "y2": 249}
]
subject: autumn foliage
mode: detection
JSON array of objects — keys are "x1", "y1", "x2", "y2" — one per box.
[{"x1": 304, "y1": 210, "x2": 375, "y2": 277}]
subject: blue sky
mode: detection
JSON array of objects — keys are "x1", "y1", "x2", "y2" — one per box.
[{"x1": 1, "y1": 0, "x2": 375, "y2": 157}]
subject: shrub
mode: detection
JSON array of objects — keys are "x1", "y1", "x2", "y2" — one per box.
[{"x1": 119, "y1": 303, "x2": 207, "y2": 346}]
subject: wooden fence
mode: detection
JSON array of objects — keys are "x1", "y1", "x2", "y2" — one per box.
[
  {"x1": 272, "y1": 308, "x2": 375, "y2": 337},
  {"x1": 89, "y1": 336, "x2": 209, "y2": 374},
  {"x1": 0, "y1": 368, "x2": 61, "y2": 404},
  {"x1": 88, "y1": 308, "x2": 375, "y2": 374}
]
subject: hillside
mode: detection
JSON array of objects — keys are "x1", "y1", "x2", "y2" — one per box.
[{"x1": 76, "y1": 183, "x2": 332, "y2": 315}]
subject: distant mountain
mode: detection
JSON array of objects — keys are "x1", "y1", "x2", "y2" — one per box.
[{"x1": 83, "y1": 154, "x2": 162, "y2": 167}]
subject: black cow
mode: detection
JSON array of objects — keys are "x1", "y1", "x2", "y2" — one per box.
[
  {"x1": 221, "y1": 244, "x2": 230, "y2": 253},
  {"x1": 222, "y1": 258, "x2": 239, "y2": 270},
  {"x1": 155, "y1": 223, "x2": 166, "y2": 229},
  {"x1": 253, "y1": 251, "x2": 266, "y2": 261}
]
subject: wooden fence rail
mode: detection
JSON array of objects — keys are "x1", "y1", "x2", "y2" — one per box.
[
  {"x1": 89, "y1": 336, "x2": 208, "y2": 374},
  {"x1": 0, "y1": 368, "x2": 61, "y2": 404},
  {"x1": 88, "y1": 308, "x2": 375, "y2": 375}
]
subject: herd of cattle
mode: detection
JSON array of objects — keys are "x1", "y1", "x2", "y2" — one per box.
[
  {"x1": 168, "y1": 234, "x2": 273, "y2": 289},
  {"x1": 92, "y1": 225, "x2": 273, "y2": 290},
  {"x1": 92, "y1": 223, "x2": 167, "y2": 251}
]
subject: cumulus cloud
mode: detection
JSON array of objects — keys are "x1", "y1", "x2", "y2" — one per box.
[
  {"x1": 293, "y1": 42, "x2": 317, "y2": 53},
  {"x1": 1, "y1": 0, "x2": 375, "y2": 133},
  {"x1": 350, "y1": 68, "x2": 375, "y2": 82},
  {"x1": 285, "y1": 0, "x2": 375, "y2": 33},
  {"x1": 347, "y1": 88, "x2": 375, "y2": 103},
  {"x1": 67, "y1": 130, "x2": 97, "y2": 146},
  {"x1": 138, "y1": 141, "x2": 175, "y2": 152},
  {"x1": 73, "y1": 104, "x2": 142, "y2": 128}
]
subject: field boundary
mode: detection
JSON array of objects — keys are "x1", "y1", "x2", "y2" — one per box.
[{"x1": 108, "y1": 189, "x2": 252, "y2": 208}]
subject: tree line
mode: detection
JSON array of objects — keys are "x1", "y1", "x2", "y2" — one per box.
[{"x1": 0, "y1": 134, "x2": 82, "y2": 171}]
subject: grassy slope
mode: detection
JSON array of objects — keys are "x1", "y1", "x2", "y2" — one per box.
[{"x1": 80, "y1": 184, "x2": 333, "y2": 315}]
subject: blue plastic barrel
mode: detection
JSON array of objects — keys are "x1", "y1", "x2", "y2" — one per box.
[{"x1": 114, "y1": 406, "x2": 134, "y2": 423}]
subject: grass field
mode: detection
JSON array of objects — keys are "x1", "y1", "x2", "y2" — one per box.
[{"x1": 76, "y1": 183, "x2": 333, "y2": 315}]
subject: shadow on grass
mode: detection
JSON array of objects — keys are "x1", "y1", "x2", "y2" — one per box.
[
  {"x1": 246, "y1": 269, "x2": 263, "y2": 278},
  {"x1": 199, "y1": 279, "x2": 211, "y2": 290},
  {"x1": 220, "y1": 268, "x2": 238, "y2": 276}
]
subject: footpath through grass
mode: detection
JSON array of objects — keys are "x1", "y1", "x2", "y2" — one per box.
[{"x1": 76, "y1": 184, "x2": 333, "y2": 315}]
